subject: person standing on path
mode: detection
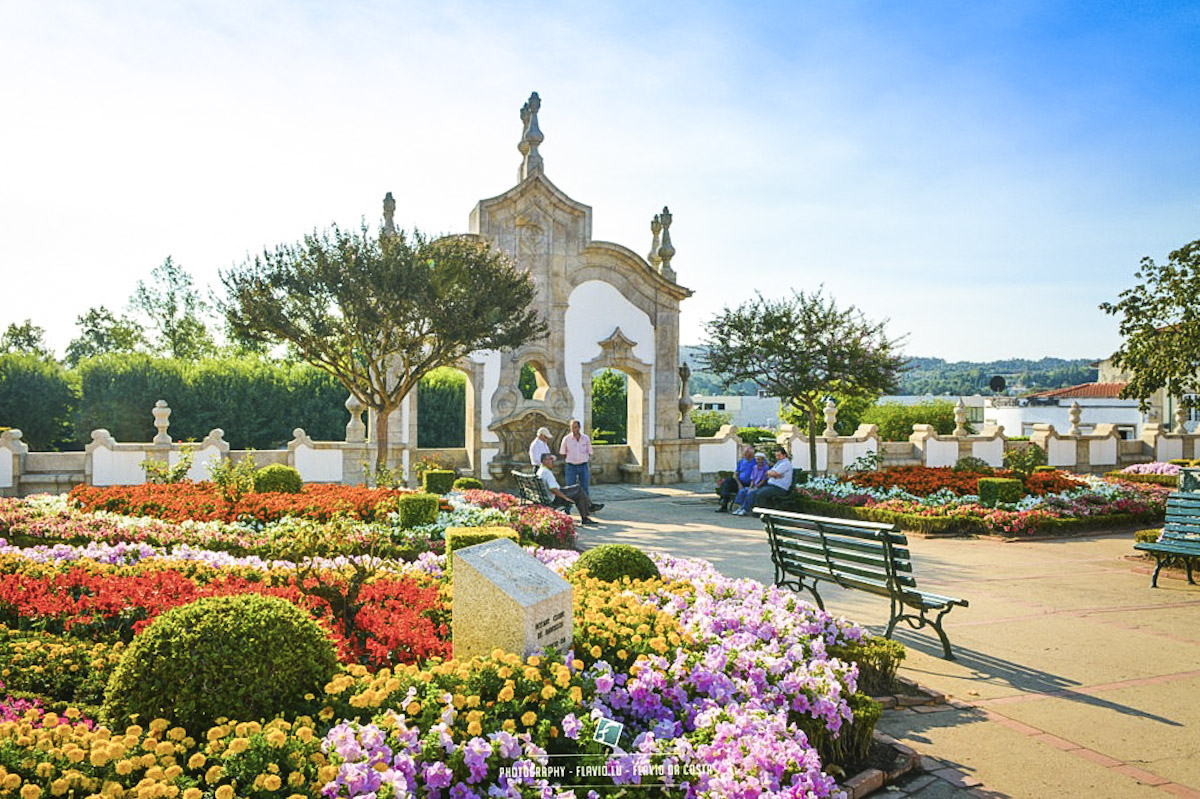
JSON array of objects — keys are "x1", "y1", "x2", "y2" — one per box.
[
  {"x1": 559, "y1": 418, "x2": 593, "y2": 495},
  {"x1": 528, "y1": 426, "x2": 553, "y2": 466}
]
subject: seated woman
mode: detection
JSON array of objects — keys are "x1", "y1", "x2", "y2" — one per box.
[
  {"x1": 716, "y1": 445, "x2": 757, "y2": 513},
  {"x1": 734, "y1": 445, "x2": 793, "y2": 516},
  {"x1": 730, "y1": 452, "x2": 769, "y2": 516}
]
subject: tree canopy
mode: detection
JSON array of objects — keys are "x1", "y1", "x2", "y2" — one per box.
[
  {"x1": 131, "y1": 257, "x2": 216, "y2": 360},
  {"x1": 1101, "y1": 236, "x2": 1200, "y2": 412},
  {"x1": 703, "y1": 289, "x2": 906, "y2": 472},
  {"x1": 0, "y1": 319, "x2": 53, "y2": 360},
  {"x1": 65, "y1": 306, "x2": 148, "y2": 367},
  {"x1": 222, "y1": 223, "x2": 546, "y2": 470}
]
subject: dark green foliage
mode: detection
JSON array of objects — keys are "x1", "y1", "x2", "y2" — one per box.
[
  {"x1": 397, "y1": 493, "x2": 440, "y2": 528},
  {"x1": 1105, "y1": 471, "x2": 1178, "y2": 487},
  {"x1": 418, "y1": 367, "x2": 466, "y2": 448},
  {"x1": 1101, "y1": 236, "x2": 1200, "y2": 411},
  {"x1": 953, "y1": 456, "x2": 994, "y2": 474},
  {"x1": 591, "y1": 369, "x2": 627, "y2": 444},
  {"x1": 978, "y1": 478, "x2": 1024, "y2": 507},
  {"x1": 130, "y1": 257, "x2": 217, "y2": 360},
  {"x1": 691, "y1": 409, "x2": 732, "y2": 437},
  {"x1": 64, "y1": 306, "x2": 147, "y2": 367},
  {"x1": 897, "y1": 356, "x2": 1097, "y2": 395},
  {"x1": 736, "y1": 426, "x2": 776, "y2": 444},
  {"x1": 568, "y1": 544, "x2": 660, "y2": 582},
  {"x1": 828, "y1": 636, "x2": 906, "y2": 696},
  {"x1": 101, "y1": 594, "x2": 338, "y2": 732},
  {"x1": 1032, "y1": 465, "x2": 1056, "y2": 473},
  {"x1": 253, "y1": 464, "x2": 304, "y2": 493},
  {"x1": 1003, "y1": 443, "x2": 1047, "y2": 476},
  {"x1": 0, "y1": 353, "x2": 78, "y2": 450},
  {"x1": 0, "y1": 319, "x2": 53, "y2": 360},
  {"x1": 422, "y1": 469, "x2": 458, "y2": 496},
  {"x1": 782, "y1": 392, "x2": 876, "y2": 437},
  {"x1": 861, "y1": 401, "x2": 963, "y2": 441},
  {"x1": 446, "y1": 527, "x2": 520, "y2": 559},
  {"x1": 453, "y1": 477, "x2": 484, "y2": 491},
  {"x1": 798, "y1": 692, "x2": 882, "y2": 768},
  {"x1": 73, "y1": 354, "x2": 345, "y2": 448}
]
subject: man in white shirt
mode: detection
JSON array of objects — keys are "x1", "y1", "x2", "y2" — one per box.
[
  {"x1": 537, "y1": 453, "x2": 601, "y2": 525},
  {"x1": 529, "y1": 427, "x2": 553, "y2": 466}
]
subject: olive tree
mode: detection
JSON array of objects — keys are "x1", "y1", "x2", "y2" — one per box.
[
  {"x1": 1100, "y1": 236, "x2": 1200, "y2": 411},
  {"x1": 703, "y1": 289, "x2": 906, "y2": 473},
  {"x1": 222, "y1": 224, "x2": 545, "y2": 471}
]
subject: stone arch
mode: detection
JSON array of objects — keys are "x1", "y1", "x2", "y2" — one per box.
[{"x1": 580, "y1": 328, "x2": 652, "y2": 468}]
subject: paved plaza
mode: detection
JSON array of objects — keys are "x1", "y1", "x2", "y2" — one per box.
[{"x1": 576, "y1": 482, "x2": 1200, "y2": 799}]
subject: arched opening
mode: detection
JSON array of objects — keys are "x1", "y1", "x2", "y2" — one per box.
[
  {"x1": 518, "y1": 360, "x2": 550, "y2": 401},
  {"x1": 590, "y1": 368, "x2": 628, "y2": 444},
  {"x1": 417, "y1": 366, "x2": 466, "y2": 448}
]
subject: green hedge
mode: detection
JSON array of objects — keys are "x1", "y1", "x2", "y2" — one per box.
[
  {"x1": 861, "y1": 401, "x2": 963, "y2": 441},
  {"x1": 1104, "y1": 471, "x2": 1179, "y2": 487},
  {"x1": 0, "y1": 353, "x2": 78, "y2": 450},
  {"x1": 417, "y1": 367, "x2": 465, "y2": 448},
  {"x1": 72, "y1": 354, "x2": 347, "y2": 449},
  {"x1": 979, "y1": 478, "x2": 1023, "y2": 507},
  {"x1": 422, "y1": 469, "x2": 458, "y2": 496}
]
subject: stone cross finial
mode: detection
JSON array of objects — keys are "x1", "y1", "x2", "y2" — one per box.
[
  {"x1": 648, "y1": 214, "x2": 662, "y2": 269},
  {"x1": 1068, "y1": 401, "x2": 1082, "y2": 436},
  {"x1": 518, "y1": 92, "x2": 545, "y2": 181},
  {"x1": 382, "y1": 192, "x2": 396, "y2": 236},
  {"x1": 657, "y1": 206, "x2": 676, "y2": 280}
]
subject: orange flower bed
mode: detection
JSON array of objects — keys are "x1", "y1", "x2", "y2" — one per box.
[
  {"x1": 845, "y1": 466, "x2": 1085, "y2": 497},
  {"x1": 68, "y1": 482, "x2": 422, "y2": 524}
]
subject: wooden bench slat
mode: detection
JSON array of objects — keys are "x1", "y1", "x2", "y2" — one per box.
[
  {"x1": 1137, "y1": 493, "x2": 1200, "y2": 588},
  {"x1": 770, "y1": 527, "x2": 913, "y2": 570}
]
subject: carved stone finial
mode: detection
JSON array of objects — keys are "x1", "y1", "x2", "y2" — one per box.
[
  {"x1": 657, "y1": 205, "x2": 676, "y2": 280},
  {"x1": 382, "y1": 192, "x2": 396, "y2": 236},
  {"x1": 345, "y1": 394, "x2": 367, "y2": 443},
  {"x1": 823, "y1": 399, "x2": 838, "y2": 438},
  {"x1": 648, "y1": 214, "x2": 662, "y2": 268},
  {"x1": 152, "y1": 400, "x2": 172, "y2": 445},
  {"x1": 1068, "y1": 401, "x2": 1082, "y2": 437},
  {"x1": 1174, "y1": 403, "x2": 1188, "y2": 435},
  {"x1": 953, "y1": 398, "x2": 968, "y2": 437},
  {"x1": 518, "y1": 92, "x2": 544, "y2": 181}
]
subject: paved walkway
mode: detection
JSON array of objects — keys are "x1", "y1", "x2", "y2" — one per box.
[{"x1": 577, "y1": 482, "x2": 1200, "y2": 799}]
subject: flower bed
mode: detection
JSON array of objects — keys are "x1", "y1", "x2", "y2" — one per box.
[
  {"x1": 790, "y1": 469, "x2": 1169, "y2": 536},
  {"x1": 0, "y1": 487, "x2": 870, "y2": 798}
]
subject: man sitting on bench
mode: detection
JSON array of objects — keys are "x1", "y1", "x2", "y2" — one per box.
[{"x1": 536, "y1": 452, "x2": 602, "y2": 526}]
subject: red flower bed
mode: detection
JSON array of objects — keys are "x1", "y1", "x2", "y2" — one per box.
[
  {"x1": 845, "y1": 466, "x2": 1085, "y2": 497},
  {"x1": 68, "y1": 483, "x2": 418, "y2": 524},
  {"x1": 0, "y1": 564, "x2": 449, "y2": 668}
]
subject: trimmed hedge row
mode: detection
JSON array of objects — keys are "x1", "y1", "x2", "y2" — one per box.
[{"x1": 1104, "y1": 472, "x2": 1179, "y2": 487}]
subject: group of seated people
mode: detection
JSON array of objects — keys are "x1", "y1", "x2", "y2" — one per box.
[{"x1": 715, "y1": 444, "x2": 793, "y2": 516}]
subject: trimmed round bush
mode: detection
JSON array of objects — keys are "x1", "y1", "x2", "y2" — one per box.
[
  {"x1": 568, "y1": 544, "x2": 660, "y2": 582},
  {"x1": 423, "y1": 469, "x2": 458, "y2": 495},
  {"x1": 952, "y1": 456, "x2": 993, "y2": 475},
  {"x1": 253, "y1": 463, "x2": 304, "y2": 494},
  {"x1": 453, "y1": 477, "x2": 484, "y2": 491},
  {"x1": 101, "y1": 594, "x2": 338, "y2": 732}
]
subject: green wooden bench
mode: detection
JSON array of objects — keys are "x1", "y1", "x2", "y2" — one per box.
[
  {"x1": 1135, "y1": 492, "x2": 1200, "y2": 587},
  {"x1": 757, "y1": 507, "x2": 969, "y2": 660},
  {"x1": 511, "y1": 470, "x2": 572, "y2": 512}
]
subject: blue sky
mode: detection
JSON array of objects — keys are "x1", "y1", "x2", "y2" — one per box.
[{"x1": 1, "y1": 0, "x2": 1197, "y2": 362}]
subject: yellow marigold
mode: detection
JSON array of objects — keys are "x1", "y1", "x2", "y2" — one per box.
[
  {"x1": 154, "y1": 741, "x2": 174, "y2": 757},
  {"x1": 405, "y1": 701, "x2": 421, "y2": 716},
  {"x1": 295, "y1": 727, "x2": 314, "y2": 743},
  {"x1": 590, "y1": 645, "x2": 602, "y2": 659},
  {"x1": 526, "y1": 656, "x2": 541, "y2": 667},
  {"x1": 569, "y1": 686, "x2": 583, "y2": 703},
  {"x1": 168, "y1": 727, "x2": 187, "y2": 742},
  {"x1": 228, "y1": 738, "x2": 250, "y2": 756},
  {"x1": 287, "y1": 794, "x2": 307, "y2": 799},
  {"x1": 140, "y1": 754, "x2": 157, "y2": 768},
  {"x1": 266, "y1": 730, "x2": 287, "y2": 748},
  {"x1": 262, "y1": 774, "x2": 282, "y2": 791},
  {"x1": 205, "y1": 765, "x2": 224, "y2": 784},
  {"x1": 465, "y1": 695, "x2": 481, "y2": 709},
  {"x1": 541, "y1": 685, "x2": 557, "y2": 700},
  {"x1": 65, "y1": 747, "x2": 86, "y2": 764},
  {"x1": 187, "y1": 753, "x2": 206, "y2": 769},
  {"x1": 451, "y1": 693, "x2": 466, "y2": 710},
  {"x1": 36, "y1": 763, "x2": 54, "y2": 778},
  {"x1": 164, "y1": 766, "x2": 182, "y2": 780},
  {"x1": 521, "y1": 711, "x2": 537, "y2": 727},
  {"x1": 523, "y1": 666, "x2": 540, "y2": 682},
  {"x1": 215, "y1": 786, "x2": 234, "y2": 799},
  {"x1": 572, "y1": 659, "x2": 584, "y2": 671},
  {"x1": 496, "y1": 666, "x2": 511, "y2": 679},
  {"x1": 496, "y1": 685, "x2": 514, "y2": 703},
  {"x1": 3, "y1": 774, "x2": 21, "y2": 791},
  {"x1": 287, "y1": 772, "x2": 305, "y2": 787},
  {"x1": 145, "y1": 767, "x2": 165, "y2": 781},
  {"x1": 20, "y1": 785, "x2": 41, "y2": 799},
  {"x1": 501, "y1": 719, "x2": 516, "y2": 733},
  {"x1": 183, "y1": 789, "x2": 202, "y2": 799},
  {"x1": 114, "y1": 761, "x2": 134, "y2": 776},
  {"x1": 317, "y1": 765, "x2": 338, "y2": 783},
  {"x1": 467, "y1": 720, "x2": 482, "y2": 737},
  {"x1": 319, "y1": 707, "x2": 335, "y2": 721},
  {"x1": 149, "y1": 719, "x2": 170, "y2": 733},
  {"x1": 49, "y1": 779, "x2": 68, "y2": 797}
]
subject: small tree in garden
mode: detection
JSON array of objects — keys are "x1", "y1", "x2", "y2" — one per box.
[
  {"x1": 222, "y1": 223, "x2": 546, "y2": 471},
  {"x1": 704, "y1": 289, "x2": 906, "y2": 473},
  {"x1": 1101, "y1": 234, "x2": 1200, "y2": 411},
  {"x1": 130, "y1": 257, "x2": 217, "y2": 360}
]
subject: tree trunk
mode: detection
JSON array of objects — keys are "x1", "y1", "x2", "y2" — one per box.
[
  {"x1": 807, "y1": 404, "x2": 819, "y2": 476},
  {"x1": 374, "y1": 404, "x2": 391, "y2": 473}
]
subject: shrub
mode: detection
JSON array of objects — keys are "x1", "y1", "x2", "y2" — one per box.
[
  {"x1": 692, "y1": 409, "x2": 732, "y2": 437},
  {"x1": 979, "y1": 477, "x2": 1024, "y2": 507},
  {"x1": 1134, "y1": 528, "x2": 1162, "y2": 544},
  {"x1": 737, "y1": 426, "x2": 776, "y2": 444},
  {"x1": 568, "y1": 544, "x2": 660, "y2": 582},
  {"x1": 453, "y1": 476, "x2": 484, "y2": 491},
  {"x1": 396, "y1": 492, "x2": 440, "y2": 528},
  {"x1": 1003, "y1": 443, "x2": 1047, "y2": 476},
  {"x1": 0, "y1": 353, "x2": 78, "y2": 450},
  {"x1": 953, "y1": 456, "x2": 994, "y2": 475},
  {"x1": 253, "y1": 463, "x2": 304, "y2": 493},
  {"x1": 861, "y1": 401, "x2": 963, "y2": 441},
  {"x1": 417, "y1": 367, "x2": 466, "y2": 447},
  {"x1": 423, "y1": 469, "x2": 458, "y2": 495},
  {"x1": 1105, "y1": 471, "x2": 1179, "y2": 487},
  {"x1": 798, "y1": 692, "x2": 882, "y2": 768},
  {"x1": 101, "y1": 594, "x2": 338, "y2": 732},
  {"x1": 828, "y1": 636, "x2": 906, "y2": 696}
]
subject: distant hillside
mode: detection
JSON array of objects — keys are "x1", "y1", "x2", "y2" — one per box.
[{"x1": 681, "y1": 346, "x2": 1098, "y2": 396}]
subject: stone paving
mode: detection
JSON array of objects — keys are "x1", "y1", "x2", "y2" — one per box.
[{"x1": 575, "y1": 481, "x2": 1200, "y2": 799}]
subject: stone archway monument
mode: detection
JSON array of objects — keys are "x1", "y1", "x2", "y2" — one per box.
[{"x1": 382, "y1": 93, "x2": 698, "y2": 484}]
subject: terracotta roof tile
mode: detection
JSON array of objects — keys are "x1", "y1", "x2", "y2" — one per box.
[{"x1": 1026, "y1": 382, "x2": 1128, "y2": 399}]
